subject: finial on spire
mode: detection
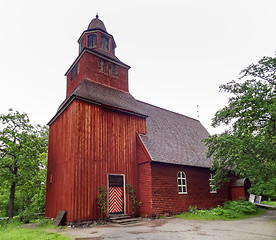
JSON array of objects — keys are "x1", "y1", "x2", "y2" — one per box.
[{"x1": 96, "y1": 13, "x2": 99, "y2": 19}]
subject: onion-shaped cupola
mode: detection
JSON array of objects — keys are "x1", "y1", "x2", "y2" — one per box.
[{"x1": 78, "y1": 14, "x2": 116, "y2": 56}]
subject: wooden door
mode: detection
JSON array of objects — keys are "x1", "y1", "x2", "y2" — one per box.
[{"x1": 108, "y1": 175, "x2": 124, "y2": 214}]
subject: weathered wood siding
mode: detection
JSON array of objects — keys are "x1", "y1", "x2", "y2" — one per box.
[
  {"x1": 45, "y1": 99, "x2": 146, "y2": 222},
  {"x1": 45, "y1": 101, "x2": 77, "y2": 221}
]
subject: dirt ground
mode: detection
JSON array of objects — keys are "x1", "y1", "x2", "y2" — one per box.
[{"x1": 50, "y1": 210, "x2": 276, "y2": 240}]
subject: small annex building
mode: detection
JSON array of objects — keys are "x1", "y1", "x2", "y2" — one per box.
[{"x1": 45, "y1": 16, "x2": 236, "y2": 223}]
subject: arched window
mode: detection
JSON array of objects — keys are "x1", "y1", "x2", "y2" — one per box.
[
  {"x1": 87, "y1": 34, "x2": 97, "y2": 48},
  {"x1": 209, "y1": 173, "x2": 217, "y2": 193},
  {"x1": 177, "y1": 171, "x2": 187, "y2": 194}
]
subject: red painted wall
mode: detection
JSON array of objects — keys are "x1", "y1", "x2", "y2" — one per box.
[
  {"x1": 45, "y1": 99, "x2": 146, "y2": 222},
  {"x1": 66, "y1": 51, "x2": 129, "y2": 97},
  {"x1": 45, "y1": 102, "x2": 77, "y2": 221},
  {"x1": 150, "y1": 162, "x2": 230, "y2": 215},
  {"x1": 230, "y1": 187, "x2": 246, "y2": 200},
  {"x1": 136, "y1": 137, "x2": 153, "y2": 216}
]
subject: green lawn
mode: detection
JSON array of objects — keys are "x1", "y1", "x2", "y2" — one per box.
[
  {"x1": 0, "y1": 219, "x2": 71, "y2": 240},
  {"x1": 261, "y1": 201, "x2": 276, "y2": 207},
  {"x1": 175, "y1": 200, "x2": 264, "y2": 221}
]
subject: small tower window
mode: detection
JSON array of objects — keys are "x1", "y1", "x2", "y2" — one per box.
[
  {"x1": 79, "y1": 38, "x2": 84, "y2": 52},
  {"x1": 111, "y1": 40, "x2": 116, "y2": 54},
  {"x1": 101, "y1": 35, "x2": 109, "y2": 51},
  {"x1": 109, "y1": 63, "x2": 118, "y2": 77},
  {"x1": 98, "y1": 59, "x2": 108, "y2": 74},
  {"x1": 71, "y1": 62, "x2": 79, "y2": 81},
  {"x1": 87, "y1": 34, "x2": 97, "y2": 48}
]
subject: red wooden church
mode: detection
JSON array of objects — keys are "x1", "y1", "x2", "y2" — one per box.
[{"x1": 45, "y1": 15, "x2": 239, "y2": 223}]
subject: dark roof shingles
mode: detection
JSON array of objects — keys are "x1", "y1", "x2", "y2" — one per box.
[
  {"x1": 58, "y1": 79, "x2": 147, "y2": 118},
  {"x1": 56, "y1": 79, "x2": 211, "y2": 168},
  {"x1": 137, "y1": 101, "x2": 212, "y2": 168}
]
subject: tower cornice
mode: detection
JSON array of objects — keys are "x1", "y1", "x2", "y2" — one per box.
[{"x1": 77, "y1": 29, "x2": 114, "y2": 43}]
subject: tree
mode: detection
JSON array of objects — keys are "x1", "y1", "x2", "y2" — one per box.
[
  {"x1": 204, "y1": 54, "x2": 276, "y2": 198},
  {"x1": 0, "y1": 109, "x2": 48, "y2": 219}
]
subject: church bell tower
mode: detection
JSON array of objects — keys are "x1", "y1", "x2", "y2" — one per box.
[{"x1": 65, "y1": 15, "x2": 130, "y2": 97}]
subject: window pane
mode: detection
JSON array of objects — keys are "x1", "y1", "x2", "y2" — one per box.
[
  {"x1": 178, "y1": 186, "x2": 182, "y2": 193},
  {"x1": 71, "y1": 63, "x2": 79, "y2": 81},
  {"x1": 101, "y1": 35, "x2": 109, "y2": 50},
  {"x1": 80, "y1": 38, "x2": 84, "y2": 52},
  {"x1": 177, "y1": 172, "x2": 181, "y2": 178},
  {"x1": 183, "y1": 186, "x2": 186, "y2": 193},
  {"x1": 88, "y1": 34, "x2": 97, "y2": 48},
  {"x1": 182, "y1": 179, "x2": 186, "y2": 185},
  {"x1": 178, "y1": 179, "x2": 181, "y2": 185}
]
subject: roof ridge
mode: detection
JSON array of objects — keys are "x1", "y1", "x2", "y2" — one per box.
[{"x1": 136, "y1": 99, "x2": 200, "y2": 123}]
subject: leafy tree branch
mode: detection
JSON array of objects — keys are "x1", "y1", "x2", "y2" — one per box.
[{"x1": 205, "y1": 54, "x2": 276, "y2": 198}]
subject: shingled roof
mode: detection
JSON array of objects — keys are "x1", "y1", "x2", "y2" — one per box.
[
  {"x1": 137, "y1": 101, "x2": 212, "y2": 168},
  {"x1": 50, "y1": 79, "x2": 211, "y2": 168},
  {"x1": 49, "y1": 79, "x2": 148, "y2": 125}
]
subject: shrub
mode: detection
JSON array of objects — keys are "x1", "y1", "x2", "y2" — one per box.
[
  {"x1": 37, "y1": 218, "x2": 53, "y2": 228},
  {"x1": 126, "y1": 184, "x2": 141, "y2": 216},
  {"x1": 175, "y1": 200, "x2": 260, "y2": 220},
  {"x1": 188, "y1": 206, "x2": 198, "y2": 214},
  {"x1": 223, "y1": 201, "x2": 257, "y2": 214},
  {"x1": 97, "y1": 186, "x2": 107, "y2": 219}
]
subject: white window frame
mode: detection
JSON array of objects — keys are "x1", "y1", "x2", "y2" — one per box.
[
  {"x1": 177, "y1": 171, "x2": 187, "y2": 194},
  {"x1": 209, "y1": 173, "x2": 217, "y2": 193}
]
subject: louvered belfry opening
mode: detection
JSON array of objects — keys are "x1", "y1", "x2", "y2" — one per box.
[{"x1": 108, "y1": 175, "x2": 124, "y2": 214}]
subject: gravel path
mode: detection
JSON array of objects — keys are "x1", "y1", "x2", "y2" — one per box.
[{"x1": 51, "y1": 210, "x2": 276, "y2": 240}]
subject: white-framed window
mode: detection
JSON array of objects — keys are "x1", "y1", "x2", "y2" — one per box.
[
  {"x1": 209, "y1": 173, "x2": 217, "y2": 193},
  {"x1": 177, "y1": 171, "x2": 187, "y2": 194}
]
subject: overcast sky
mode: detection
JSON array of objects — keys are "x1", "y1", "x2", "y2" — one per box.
[{"x1": 0, "y1": 0, "x2": 275, "y2": 134}]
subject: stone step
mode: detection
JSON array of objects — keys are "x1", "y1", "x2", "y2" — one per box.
[
  {"x1": 109, "y1": 214, "x2": 131, "y2": 220},
  {"x1": 112, "y1": 217, "x2": 140, "y2": 225},
  {"x1": 109, "y1": 214, "x2": 140, "y2": 225}
]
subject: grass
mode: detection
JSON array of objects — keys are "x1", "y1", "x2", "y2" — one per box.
[
  {"x1": 261, "y1": 201, "x2": 276, "y2": 207},
  {"x1": 0, "y1": 218, "x2": 71, "y2": 240},
  {"x1": 175, "y1": 200, "x2": 264, "y2": 221}
]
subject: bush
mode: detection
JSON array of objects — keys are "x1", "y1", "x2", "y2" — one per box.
[
  {"x1": 188, "y1": 206, "x2": 198, "y2": 214},
  {"x1": 37, "y1": 218, "x2": 53, "y2": 228},
  {"x1": 97, "y1": 185, "x2": 107, "y2": 219},
  {"x1": 223, "y1": 201, "x2": 257, "y2": 214},
  {"x1": 175, "y1": 200, "x2": 260, "y2": 220}
]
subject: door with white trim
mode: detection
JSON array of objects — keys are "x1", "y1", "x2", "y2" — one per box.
[{"x1": 108, "y1": 175, "x2": 124, "y2": 214}]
